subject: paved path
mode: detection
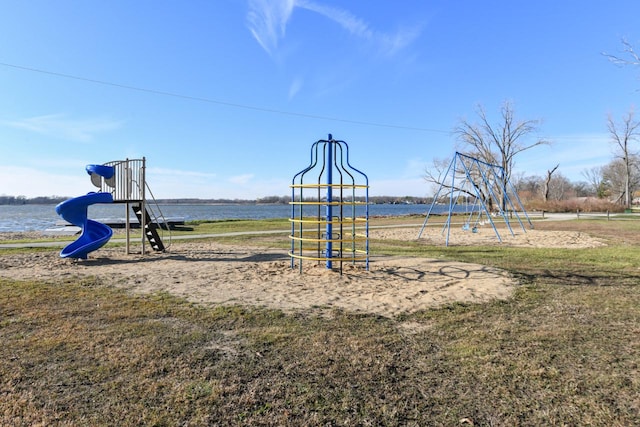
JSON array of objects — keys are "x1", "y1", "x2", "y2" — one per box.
[
  {"x1": 0, "y1": 212, "x2": 628, "y2": 249},
  {"x1": 0, "y1": 223, "x2": 428, "y2": 249}
]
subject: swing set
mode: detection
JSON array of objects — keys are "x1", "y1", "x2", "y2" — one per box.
[
  {"x1": 418, "y1": 152, "x2": 533, "y2": 245},
  {"x1": 461, "y1": 195, "x2": 485, "y2": 233}
]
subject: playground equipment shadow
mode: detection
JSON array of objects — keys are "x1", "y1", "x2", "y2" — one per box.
[
  {"x1": 0, "y1": 228, "x2": 292, "y2": 249},
  {"x1": 68, "y1": 251, "x2": 290, "y2": 266}
]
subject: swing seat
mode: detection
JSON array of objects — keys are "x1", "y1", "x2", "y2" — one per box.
[{"x1": 462, "y1": 223, "x2": 469, "y2": 231}]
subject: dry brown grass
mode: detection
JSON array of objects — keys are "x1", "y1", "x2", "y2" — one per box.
[{"x1": 1, "y1": 218, "x2": 639, "y2": 426}]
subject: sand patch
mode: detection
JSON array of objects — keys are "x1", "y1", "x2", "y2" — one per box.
[
  {"x1": 0, "y1": 244, "x2": 511, "y2": 318},
  {"x1": 373, "y1": 226, "x2": 606, "y2": 248},
  {"x1": 0, "y1": 226, "x2": 604, "y2": 317}
]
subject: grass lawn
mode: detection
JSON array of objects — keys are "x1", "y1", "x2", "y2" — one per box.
[{"x1": 1, "y1": 217, "x2": 639, "y2": 426}]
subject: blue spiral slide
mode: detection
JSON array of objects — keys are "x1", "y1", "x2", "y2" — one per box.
[{"x1": 55, "y1": 165, "x2": 115, "y2": 259}]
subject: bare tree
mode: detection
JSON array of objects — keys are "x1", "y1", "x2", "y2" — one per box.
[
  {"x1": 603, "y1": 37, "x2": 640, "y2": 67},
  {"x1": 601, "y1": 158, "x2": 639, "y2": 205},
  {"x1": 572, "y1": 181, "x2": 592, "y2": 198},
  {"x1": 607, "y1": 108, "x2": 640, "y2": 207},
  {"x1": 582, "y1": 166, "x2": 607, "y2": 198},
  {"x1": 543, "y1": 164, "x2": 559, "y2": 202},
  {"x1": 454, "y1": 101, "x2": 549, "y2": 180},
  {"x1": 514, "y1": 175, "x2": 543, "y2": 200},
  {"x1": 423, "y1": 158, "x2": 453, "y2": 191},
  {"x1": 452, "y1": 101, "x2": 549, "y2": 208},
  {"x1": 603, "y1": 157, "x2": 640, "y2": 204},
  {"x1": 546, "y1": 173, "x2": 573, "y2": 201},
  {"x1": 423, "y1": 156, "x2": 483, "y2": 205}
]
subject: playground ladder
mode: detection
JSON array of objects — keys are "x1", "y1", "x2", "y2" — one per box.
[{"x1": 132, "y1": 203, "x2": 165, "y2": 252}]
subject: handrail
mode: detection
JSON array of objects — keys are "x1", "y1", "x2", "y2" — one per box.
[{"x1": 143, "y1": 181, "x2": 172, "y2": 250}]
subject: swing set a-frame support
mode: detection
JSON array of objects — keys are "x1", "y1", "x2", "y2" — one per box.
[{"x1": 417, "y1": 152, "x2": 533, "y2": 246}]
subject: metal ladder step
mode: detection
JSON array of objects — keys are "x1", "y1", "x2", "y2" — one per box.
[{"x1": 132, "y1": 204, "x2": 165, "y2": 252}]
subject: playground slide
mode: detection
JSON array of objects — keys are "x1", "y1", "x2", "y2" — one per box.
[
  {"x1": 55, "y1": 192, "x2": 114, "y2": 259},
  {"x1": 86, "y1": 163, "x2": 115, "y2": 186}
]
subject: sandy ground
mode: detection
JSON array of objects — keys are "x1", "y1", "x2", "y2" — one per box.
[
  {"x1": 0, "y1": 226, "x2": 605, "y2": 317},
  {"x1": 377, "y1": 225, "x2": 607, "y2": 248}
]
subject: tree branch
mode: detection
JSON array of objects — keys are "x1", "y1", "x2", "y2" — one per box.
[{"x1": 602, "y1": 37, "x2": 640, "y2": 66}]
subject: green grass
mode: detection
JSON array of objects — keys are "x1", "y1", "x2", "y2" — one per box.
[
  {"x1": 172, "y1": 218, "x2": 291, "y2": 234},
  {"x1": 372, "y1": 218, "x2": 640, "y2": 286},
  {"x1": 1, "y1": 217, "x2": 640, "y2": 425}
]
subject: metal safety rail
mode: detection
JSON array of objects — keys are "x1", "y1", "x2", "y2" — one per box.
[
  {"x1": 289, "y1": 135, "x2": 369, "y2": 274},
  {"x1": 92, "y1": 158, "x2": 145, "y2": 202}
]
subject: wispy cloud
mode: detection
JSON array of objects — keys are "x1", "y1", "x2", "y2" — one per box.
[
  {"x1": 299, "y1": 1, "x2": 373, "y2": 40},
  {"x1": 247, "y1": 0, "x2": 296, "y2": 56},
  {"x1": 297, "y1": 0, "x2": 421, "y2": 57},
  {"x1": 247, "y1": 0, "x2": 422, "y2": 58},
  {"x1": 288, "y1": 77, "x2": 303, "y2": 100},
  {"x1": 1, "y1": 114, "x2": 123, "y2": 143},
  {"x1": 376, "y1": 26, "x2": 424, "y2": 58}
]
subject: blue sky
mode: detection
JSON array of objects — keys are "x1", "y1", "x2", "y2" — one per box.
[{"x1": 1, "y1": 0, "x2": 639, "y2": 199}]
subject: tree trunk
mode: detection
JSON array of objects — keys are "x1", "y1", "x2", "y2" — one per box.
[{"x1": 543, "y1": 164, "x2": 559, "y2": 202}]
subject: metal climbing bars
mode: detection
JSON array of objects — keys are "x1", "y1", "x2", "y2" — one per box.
[{"x1": 289, "y1": 135, "x2": 369, "y2": 273}]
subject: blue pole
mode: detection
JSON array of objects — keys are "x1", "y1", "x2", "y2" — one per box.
[{"x1": 326, "y1": 134, "x2": 333, "y2": 269}]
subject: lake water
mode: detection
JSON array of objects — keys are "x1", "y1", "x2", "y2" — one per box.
[{"x1": 0, "y1": 203, "x2": 457, "y2": 232}]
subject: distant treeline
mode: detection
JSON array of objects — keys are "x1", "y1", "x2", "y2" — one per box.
[
  {"x1": 135, "y1": 196, "x2": 432, "y2": 205},
  {"x1": 0, "y1": 196, "x2": 68, "y2": 205},
  {"x1": 253, "y1": 195, "x2": 431, "y2": 204},
  {"x1": 1, "y1": 195, "x2": 431, "y2": 205}
]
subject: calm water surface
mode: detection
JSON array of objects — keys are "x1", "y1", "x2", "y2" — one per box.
[{"x1": 0, "y1": 203, "x2": 450, "y2": 232}]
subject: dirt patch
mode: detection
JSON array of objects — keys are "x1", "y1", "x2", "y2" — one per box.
[
  {"x1": 374, "y1": 226, "x2": 606, "y2": 248},
  {"x1": 0, "y1": 226, "x2": 605, "y2": 317}
]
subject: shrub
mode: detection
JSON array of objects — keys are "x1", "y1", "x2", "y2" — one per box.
[{"x1": 525, "y1": 198, "x2": 625, "y2": 213}]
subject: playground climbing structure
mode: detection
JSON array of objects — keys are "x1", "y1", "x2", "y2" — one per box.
[
  {"x1": 86, "y1": 157, "x2": 170, "y2": 255},
  {"x1": 418, "y1": 152, "x2": 533, "y2": 246},
  {"x1": 289, "y1": 135, "x2": 369, "y2": 274}
]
